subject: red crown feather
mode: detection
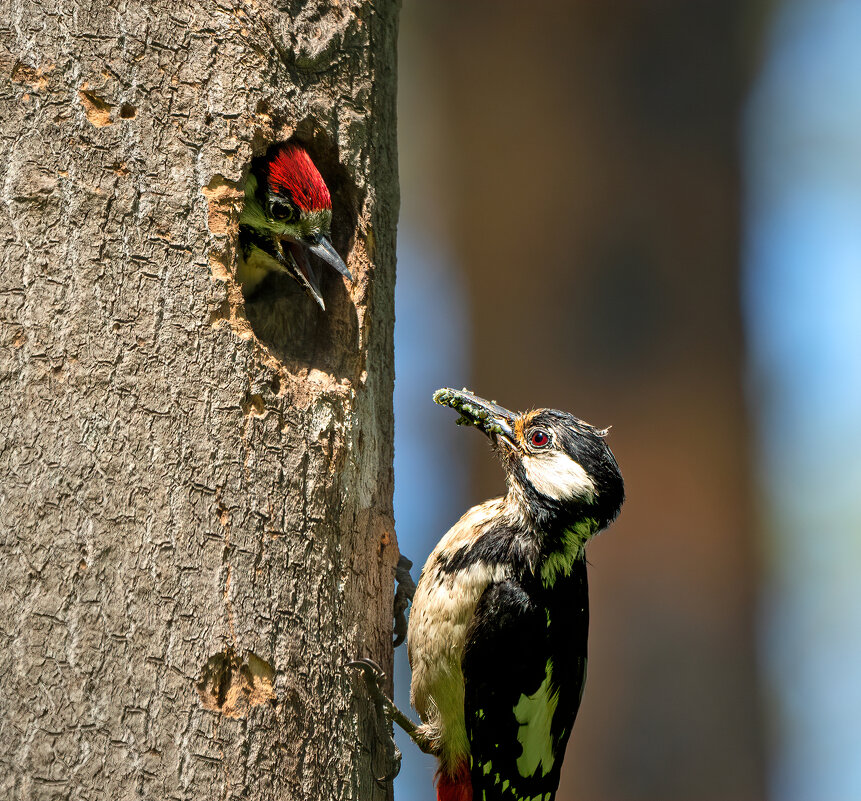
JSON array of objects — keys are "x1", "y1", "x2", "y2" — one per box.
[{"x1": 267, "y1": 144, "x2": 331, "y2": 212}]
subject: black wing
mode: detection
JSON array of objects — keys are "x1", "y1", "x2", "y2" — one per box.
[{"x1": 462, "y1": 568, "x2": 588, "y2": 801}]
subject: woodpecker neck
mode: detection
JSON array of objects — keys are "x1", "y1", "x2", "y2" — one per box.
[
  {"x1": 503, "y1": 477, "x2": 593, "y2": 534},
  {"x1": 502, "y1": 483, "x2": 597, "y2": 587}
]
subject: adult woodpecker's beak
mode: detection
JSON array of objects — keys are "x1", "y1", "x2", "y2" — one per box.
[{"x1": 433, "y1": 388, "x2": 517, "y2": 448}]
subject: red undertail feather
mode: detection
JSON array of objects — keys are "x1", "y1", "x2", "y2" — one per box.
[
  {"x1": 436, "y1": 761, "x2": 472, "y2": 801},
  {"x1": 267, "y1": 144, "x2": 331, "y2": 212}
]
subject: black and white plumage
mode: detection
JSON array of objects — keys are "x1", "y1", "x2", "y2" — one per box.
[{"x1": 405, "y1": 389, "x2": 624, "y2": 801}]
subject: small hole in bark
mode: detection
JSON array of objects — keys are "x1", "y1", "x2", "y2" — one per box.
[
  {"x1": 119, "y1": 103, "x2": 136, "y2": 119},
  {"x1": 78, "y1": 89, "x2": 112, "y2": 127},
  {"x1": 196, "y1": 648, "x2": 276, "y2": 718},
  {"x1": 241, "y1": 393, "x2": 266, "y2": 418}
]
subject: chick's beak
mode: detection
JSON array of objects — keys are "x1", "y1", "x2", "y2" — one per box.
[
  {"x1": 308, "y1": 235, "x2": 352, "y2": 280},
  {"x1": 433, "y1": 388, "x2": 517, "y2": 448},
  {"x1": 273, "y1": 233, "x2": 351, "y2": 311},
  {"x1": 276, "y1": 237, "x2": 326, "y2": 310}
]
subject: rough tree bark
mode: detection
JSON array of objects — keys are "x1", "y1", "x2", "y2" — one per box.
[{"x1": 0, "y1": 1, "x2": 399, "y2": 799}]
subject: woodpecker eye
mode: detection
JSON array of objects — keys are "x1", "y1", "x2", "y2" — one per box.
[
  {"x1": 271, "y1": 201, "x2": 294, "y2": 221},
  {"x1": 529, "y1": 429, "x2": 551, "y2": 449}
]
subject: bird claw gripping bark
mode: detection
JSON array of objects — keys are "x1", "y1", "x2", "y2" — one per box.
[
  {"x1": 346, "y1": 658, "x2": 403, "y2": 783},
  {"x1": 393, "y1": 555, "x2": 416, "y2": 647},
  {"x1": 347, "y1": 658, "x2": 431, "y2": 749}
]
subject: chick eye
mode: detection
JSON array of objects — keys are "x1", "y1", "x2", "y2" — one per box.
[
  {"x1": 272, "y1": 202, "x2": 294, "y2": 221},
  {"x1": 529, "y1": 429, "x2": 551, "y2": 448}
]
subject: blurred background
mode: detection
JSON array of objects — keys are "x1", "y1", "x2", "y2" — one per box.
[{"x1": 391, "y1": 2, "x2": 861, "y2": 800}]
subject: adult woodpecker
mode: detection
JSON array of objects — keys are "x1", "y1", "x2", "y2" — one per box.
[
  {"x1": 237, "y1": 142, "x2": 351, "y2": 308},
  {"x1": 352, "y1": 388, "x2": 624, "y2": 801}
]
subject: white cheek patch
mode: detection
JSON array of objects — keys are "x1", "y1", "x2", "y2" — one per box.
[{"x1": 522, "y1": 451, "x2": 595, "y2": 501}]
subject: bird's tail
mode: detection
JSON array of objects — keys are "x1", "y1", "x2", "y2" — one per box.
[{"x1": 436, "y1": 760, "x2": 472, "y2": 801}]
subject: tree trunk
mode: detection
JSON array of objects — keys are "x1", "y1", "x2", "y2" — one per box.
[{"x1": 0, "y1": 1, "x2": 399, "y2": 799}]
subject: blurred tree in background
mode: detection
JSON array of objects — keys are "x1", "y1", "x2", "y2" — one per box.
[{"x1": 395, "y1": 3, "x2": 771, "y2": 799}]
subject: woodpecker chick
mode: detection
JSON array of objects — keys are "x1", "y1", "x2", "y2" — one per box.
[
  {"x1": 238, "y1": 143, "x2": 351, "y2": 308},
  {"x1": 355, "y1": 388, "x2": 624, "y2": 801}
]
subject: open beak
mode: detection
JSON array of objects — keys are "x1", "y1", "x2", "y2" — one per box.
[
  {"x1": 307, "y1": 236, "x2": 352, "y2": 280},
  {"x1": 433, "y1": 387, "x2": 517, "y2": 448},
  {"x1": 282, "y1": 240, "x2": 325, "y2": 310},
  {"x1": 274, "y1": 234, "x2": 351, "y2": 311}
]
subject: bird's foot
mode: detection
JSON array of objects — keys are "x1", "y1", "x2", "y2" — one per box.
[
  {"x1": 346, "y1": 657, "x2": 404, "y2": 783},
  {"x1": 347, "y1": 657, "x2": 434, "y2": 771},
  {"x1": 393, "y1": 555, "x2": 417, "y2": 647}
]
